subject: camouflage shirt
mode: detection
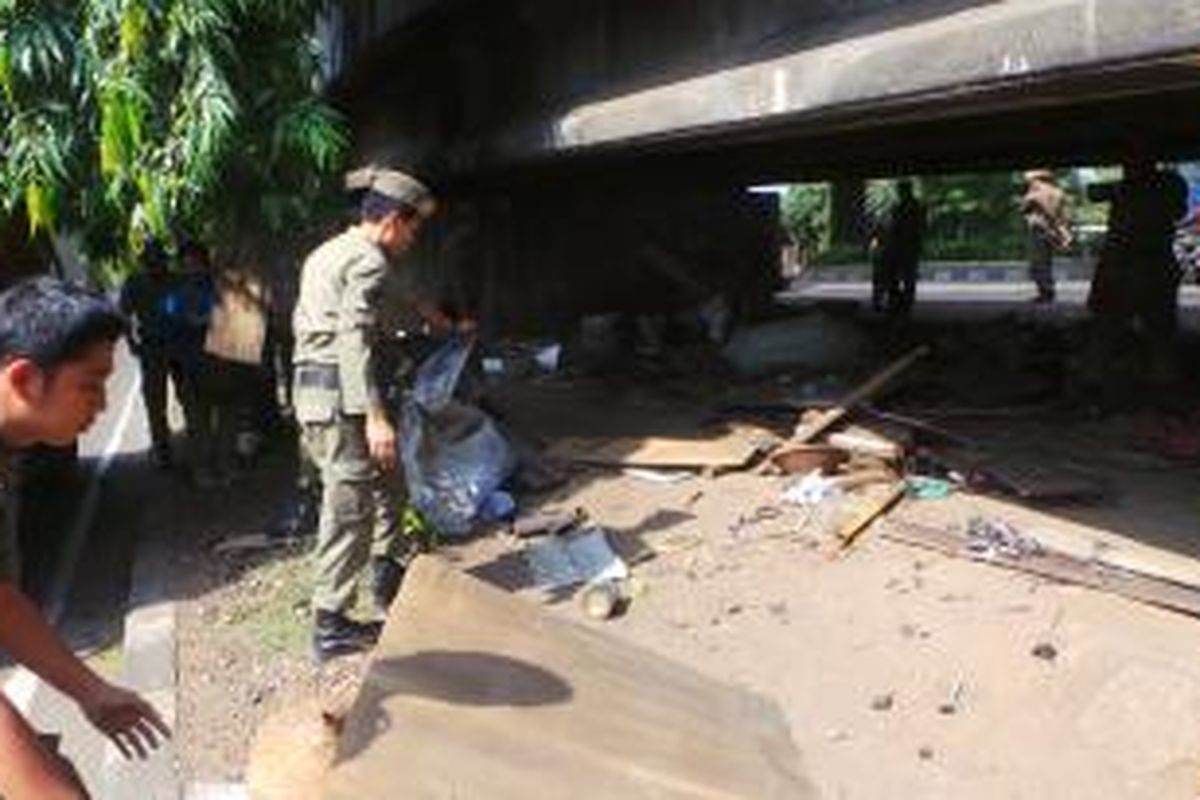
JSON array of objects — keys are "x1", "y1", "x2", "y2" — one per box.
[{"x1": 293, "y1": 228, "x2": 390, "y2": 415}]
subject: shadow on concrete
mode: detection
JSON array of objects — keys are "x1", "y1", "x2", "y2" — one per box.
[{"x1": 336, "y1": 650, "x2": 572, "y2": 762}]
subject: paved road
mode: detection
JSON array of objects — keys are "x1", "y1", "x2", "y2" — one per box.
[{"x1": 779, "y1": 279, "x2": 1200, "y2": 331}]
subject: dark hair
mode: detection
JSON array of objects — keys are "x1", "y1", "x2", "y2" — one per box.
[
  {"x1": 361, "y1": 190, "x2": 418, "y2": 223},
  {"x1": 0, "y1": 277, "x2": 127, "y2": 371}
]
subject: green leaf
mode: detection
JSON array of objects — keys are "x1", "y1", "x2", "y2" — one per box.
[{"x1": 26, "y1": 180, "x2": 55, "y2": 234}]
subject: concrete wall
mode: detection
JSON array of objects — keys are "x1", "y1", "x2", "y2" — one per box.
[{"x1": 336, "y1": 0, "x2": 1200, "y2": 177}]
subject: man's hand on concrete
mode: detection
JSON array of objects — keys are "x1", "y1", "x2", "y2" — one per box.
[
  {"x1": 78, "y1": 683, "x2": 170, "y2": 760},
  {"x1": 367, "y1": 410, "x2": 398, "y2": 471}
]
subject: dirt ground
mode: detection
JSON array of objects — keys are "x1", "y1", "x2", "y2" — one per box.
[
  {"x1": 169, "y1": 319, "x2": 1200, "y2": 798},
  {"x1": 168, "y1": 447, "x2": 367, "y2": 785}
]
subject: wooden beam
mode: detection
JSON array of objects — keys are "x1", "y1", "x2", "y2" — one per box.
[
  {"x1": 793, "y1": 346, "x2": 930, "y2": 443},
  {"x1": 881, "y1": 520, "x2": 1200, "y2": 618}
]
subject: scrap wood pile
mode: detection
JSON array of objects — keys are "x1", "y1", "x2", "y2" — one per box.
[{"x1": 754, "y1": 345, "x2": 1200, "y2": 620}]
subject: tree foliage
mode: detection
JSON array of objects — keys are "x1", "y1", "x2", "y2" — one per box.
[{"x1": 0, "y1": 0, "x2": 348, "y2": 270}]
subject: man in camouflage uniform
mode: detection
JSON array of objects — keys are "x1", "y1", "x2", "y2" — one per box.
[
  {"x1": 292, "y1": 166, "x2": 437, "y2": 661},
  {"x1": 1021, "y1": 170, "x2": 1072, "y2": 304}
]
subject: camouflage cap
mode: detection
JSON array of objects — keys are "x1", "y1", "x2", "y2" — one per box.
[
  {"x1": 1023, "y1": 169, "x2": 1056, "y2": 183},
  {"x1": 345, "y1": 165, "x2": 436, "y2": 217}
]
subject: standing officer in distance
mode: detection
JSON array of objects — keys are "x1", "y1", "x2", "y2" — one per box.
[{"x1": 292, "y1": 166, "x2": 437, "y2": 661}]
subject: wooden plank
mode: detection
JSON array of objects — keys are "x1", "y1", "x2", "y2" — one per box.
[
  {"x1": 326, "y1": 557, "x2": 815, "y2": 800},
  {"x1": 903, "y1": 492, "x2": 1200, "y2": 591},
  {"x1": 837, "y1": 482, "x2": 907, "y2": 550},
  {"x1": 793, "y1": 346, "x2": 930, "y2": 443},
  {"x1": 880, "y1": 519, "x2": 1200, "y2": 618},
  {"x1": 545, "y1": 425, "x2": 772, "y2": 469}
]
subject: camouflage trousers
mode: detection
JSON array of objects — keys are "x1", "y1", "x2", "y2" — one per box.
[{"x1": 299, "y1": 413, "x2": 408, "y2": 615}]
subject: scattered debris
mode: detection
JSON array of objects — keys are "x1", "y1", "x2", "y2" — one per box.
[
  {"x1": 965, "y1": 517, "x2": 1045, "y2": 562},
  {"x1": 768, "y1": 444, "x2": 849, "y2": 475},
  {"x1": 827, "y1": 427, "x2": 904, "y2": 461},
  {"x1": 546, "y1": 425, "x2": 774, "y2": 470},
  {"x1": 580, "y1": 579, "x2": 625, "y2": 620},
  {"x1": 836, "y1": 482, "x2": 908, "y2": 551},
  {"x1": 871, "y1": 693, "x2": 895, "y2": 712},
  {"x1": 524, "y1": 528, "x2": 630, "y2": 591},
  {"x1": 906, "y1": 476, "x2": 956, "y2": 500},
  {"x1": 623, "y1": 467, "x2": 695, "y2": 484},
  {"x1": 509, "y1": 508, "x2": 586, "y2": 539},
  {"x1": 1031, "y1": 642, "x2": 1058, "y2": 662},
  {"x1": 881, "y1": 519, "x2": 1200, "y2": 618},
  {"x1": 938, "y1": 682, "x2": 966, "y2": 715},
  {"x1": 729, "y1": 505, "x2": 784, "y2": 536},
  {"x1": 918, "y1": 746, "x2": 935, "y2": 761},
  {"x1": 792, "y1": 346, "x2": 930, "y2": 443},
  {"x1": 782, "y1": 471, "x2": 842, "y2": 507}
]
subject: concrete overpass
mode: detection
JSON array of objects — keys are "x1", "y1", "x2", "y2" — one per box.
[{"x1": 325, "y1": 0, "x2": 1200, "y2": 332}]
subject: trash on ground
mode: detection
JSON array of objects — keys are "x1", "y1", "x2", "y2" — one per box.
[
  {"x1": 836, "y1": 481, "x2": 907, "y2": 551},
  {"x1": 546, "y1": 425, "x2": 774, "y2": 470},
  {"x1": 478, "y1": 490, "x2": 517, "y2": 523},
  {"x1": 881, "y1": 519, "x2": 1200, "y2": 618},
  {"x1": 524, "y1": 528, "x2": 629, "y2": 591},
  {"x1": 623, "y1": 467, "x2": 695, "y2": 484},
  {"x1": 401, "y1": 336, "x2": 517, "y2": 538},
  {"x1": 769, "y1": 444, "x2": 849, "y2": 475},
  {"x1": 1031, "y1": 642, "x2": 1058, "y2": 662},
  {"x1": 782, "y1": 470, "x2": 843, "y2": 507},
  {"x1": 580, "y1": 579, "x2": 625, "y2": 620},
  {"x1": 938, "y1": 681, "x2": 966, "y2": 715},
  {"x1": 906, "y1": 475, "x2": 956, "y2": 500},
  {"x1": 827, "y1": 426, "x2": 905, "y2": 461},
  {"x1": 965, "y1": 517, "x2": 1044, "y2": 562},
  {"x1": 870, "y1": 693, "x2": 895, "y2": 712},
  {"x1": 509, "y1": 508, "x2": 586, "y2": 539},
  {"x1": 791, "y1": 346, "x2": 930, "y2": 443}
]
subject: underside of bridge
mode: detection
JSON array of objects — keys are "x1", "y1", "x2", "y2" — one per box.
[{"x1": 329, "y1": 0, "x2": 1200, "y2": 331}]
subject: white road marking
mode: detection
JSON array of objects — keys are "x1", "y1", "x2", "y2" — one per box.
[{"x1": 3, "y1": 372, "x2": 142, "y2": 712}]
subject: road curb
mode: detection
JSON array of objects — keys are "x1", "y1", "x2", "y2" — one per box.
[{"x1": 105, "y1": 492, "x2": 180, "y2": 800}]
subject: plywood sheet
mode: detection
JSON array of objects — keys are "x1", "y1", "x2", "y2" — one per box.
[
  {"x1": 325, "y1": 557, "x2": 815, "y2": 800},
  {"x1": 545, "y1": 425, "x2": 772, "y2": 469}
]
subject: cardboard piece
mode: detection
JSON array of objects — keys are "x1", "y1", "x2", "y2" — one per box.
[
  {"x1": 325, "y1": 557, "x2": 815, "y2": 800},
  {"x1": 204, "y1": 270, "x2": 267, "y2": 365},
  {"x1": 545, "y1": 425, "x2": 772, "y2": 469}
]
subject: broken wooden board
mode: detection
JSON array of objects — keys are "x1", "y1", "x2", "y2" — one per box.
[
  {"x1": 545, "y1": 425, "x2": 774, "y2": 469},
  {"x1": 792, "y1": 345, "x2": 929, "y2": 443},
  {"x1": 325, "y1": 557, "x2": 814, "y2": 800},
  {"x1": 837, "y1": 481, "x2": 907, "y2": 551},
  {"x1": 896, "y1": 492, "x2": 1200, "y2": 594},
  {"x1": 881, "y1": 519, "x2": 1200, "y2": 619}
]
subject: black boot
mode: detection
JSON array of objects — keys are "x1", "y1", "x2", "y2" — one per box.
[
  {"x1": 312, "y1": 609, "x2": 383, "y2": 663},
  {"x1": 371, "y1": 557, "x2": 406, "y2": 617}
]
